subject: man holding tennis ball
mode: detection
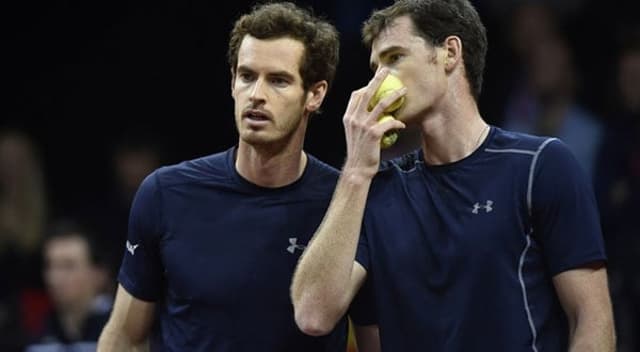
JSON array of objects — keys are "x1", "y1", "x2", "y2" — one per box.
[
  {"x1": 292, "y1": 0, "x2": 615, "y2": 351},
  {"x1": 368, "y1": 74, "x2": 405, "y2": 149}
]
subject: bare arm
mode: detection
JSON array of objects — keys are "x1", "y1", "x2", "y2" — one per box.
[
  {"x1": 97, "y1": 284, "x2": 156, "y2": 352},
  {"x1": 291, "y1": 173, "x2": 371, "y2": 336},
  {"x1": 353, "y1": 324, "x2": 381, "y2": 352},
  {"x1": 291, "y1": 68, "x2": 405, "y2": 336},
  {"x1": 553, "y1": 263, "x2": 616, "y2": 352}
]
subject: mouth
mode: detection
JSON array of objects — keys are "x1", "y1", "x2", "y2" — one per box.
[{"x1": 243, "y1": 109, "x2": 271, "y2": 123}]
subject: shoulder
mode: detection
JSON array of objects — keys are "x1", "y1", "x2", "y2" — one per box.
[
  {"x1": 306, "y1": 153, "x2": 339, "y2": 179},
  {"x1": 487, "y1": 126, "x2": 558, "y2": 153},
  {"x1": 153, "y1": 148, "x2": 234, "y2": 189},
  {"x1": 303, "y1": 153, "x2": 340, "y2": 194},
  {"x1": 487, "y1": 127, "x2": 581, "y2": 176}
]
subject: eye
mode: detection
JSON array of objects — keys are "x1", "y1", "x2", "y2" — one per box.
[
  {"x1": 238, "y1": 71, "x2": 255, "y2": 82},
  {"x1": 270, "y1": 76, "x2": 290, "y2": 87},
  {"x1": 387, "y1": 53, "x2": 403, "y2": 65}
]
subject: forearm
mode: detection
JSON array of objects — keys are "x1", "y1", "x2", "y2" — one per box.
[
  {"x1": 291, "y1": 171, "x2": 372, "y2": 333},
  {"x1": 553, "y1": 266, "x2": 616, "y2": 352},
  {"x1": 97, "y1": 322, "x2": 149, "y2": 352},
  {"x1": 568, "y1": 313, "x2": 615, "y2": 352}
]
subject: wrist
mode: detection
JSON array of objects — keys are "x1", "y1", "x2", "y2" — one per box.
[{"x1": 340, "y1": 166, "x2": 375, "y2": 185}]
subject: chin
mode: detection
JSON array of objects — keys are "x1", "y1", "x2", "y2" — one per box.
[{"x1": 240, "y1": 131, "x2": 279, "y2": 146}]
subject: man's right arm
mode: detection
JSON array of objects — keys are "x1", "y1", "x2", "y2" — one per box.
[
  {"x1": 291, "y1": 69, "x2": 406, "y2": 337},
  {"x1": 97, "y1": 284, "x2": 156, "y2": 352},
  {"x1": 291, "y1": 171, "x2": 372, "y2": 336}
]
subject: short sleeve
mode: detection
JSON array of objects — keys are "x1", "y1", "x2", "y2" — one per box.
[
  {"x1": 117, "y1": 170, "x2": 165, "y2": 301},
  {"x1": 531, "y1": 139, "x2": 607, "y2": 275}
]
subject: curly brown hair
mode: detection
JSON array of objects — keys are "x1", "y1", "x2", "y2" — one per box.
[{"x1": 227, "y1": 1, "x2": 340, "y2": 93}]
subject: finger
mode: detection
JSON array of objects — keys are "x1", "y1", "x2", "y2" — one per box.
[
  {"x1": 366, "y1": 67, "x2": 390, "y2": 91},
  {"x1": 379, "y1": 86, "x2": 407, "y2": 113},
  {"x1": 372, "y1": 115, "x2": 406, "y2": 136},
  {"x1": 367, "y1": 87, "x2": 407, "y2": 124},
  {"x1": 361, "y1": 68, "x2": 391, "y2": 110}
]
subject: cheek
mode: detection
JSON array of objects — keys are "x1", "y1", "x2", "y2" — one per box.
[
  {"x1": 288, "y1": 101, "x2": 307, "y2": 126},
  {"x1": 273, "y1": 97, "x2": 305, "y2": 126}
]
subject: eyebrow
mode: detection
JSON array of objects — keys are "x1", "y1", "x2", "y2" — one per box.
[{"x1": 236, "y1": 65, "x2": 295, "y2": 79}]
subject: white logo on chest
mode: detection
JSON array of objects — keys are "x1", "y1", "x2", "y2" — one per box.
[{"x1": 472, "y1": 200, "x2": 494, "y2": 214}]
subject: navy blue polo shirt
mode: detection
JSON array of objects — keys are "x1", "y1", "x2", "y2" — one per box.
[
  {"x1": 356, "y1": 126, "x2": 606, "y2": 351},
  {"x1": 118, "y1": 147, "x2": 348, "y2": 351}
]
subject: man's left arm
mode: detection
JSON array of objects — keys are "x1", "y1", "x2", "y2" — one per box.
[{"x1": 553, "y1": 262, "x2": 616, "y2": 352}]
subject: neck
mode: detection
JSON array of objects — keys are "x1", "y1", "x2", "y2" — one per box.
[
  {"x1": 418, "y1": 90, "x2": 487, "y2": 165},
  {"x1": 58, "y1": 299, "x2": 92, "y2": 340},
  {"x1": 235, "y1": 136, "x2": 307, "y2": 188}
]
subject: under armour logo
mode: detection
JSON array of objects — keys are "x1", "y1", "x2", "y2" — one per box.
[
  {"x1": 287, "y1": 238, "x2": 306, "y2": 254},
  {"x1": 126, "y1": 240, "x2": 140, "y2": 255},
  {"x1": 472, "y1": 200, "x2": 493, "y2": 214}
]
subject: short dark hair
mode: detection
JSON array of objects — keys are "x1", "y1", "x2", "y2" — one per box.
[
  {"x1": 44, "y1": 219, "x2": 105, "y2": 267},
  {"x1": 227, "y1": 1, "x2": 340, "y2": 92},
  {"x1": 362, "y1": 0, "x2": 488, "y2": 100}
]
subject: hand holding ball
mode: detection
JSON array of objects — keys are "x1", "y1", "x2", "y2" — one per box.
[
  {"x1": 369, "y1": 74, "x2": 405, "y2": 149},
  {"x1": 368, "y1": 74, "x2": 406, "y2": 113},
  {"x1": 377, "y1": 115, "x2": 399, "y2": 149}
]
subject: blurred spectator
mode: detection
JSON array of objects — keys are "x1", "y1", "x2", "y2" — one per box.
[
  {"x1": 506, "y1": 1, "x2": 560, "y2": 67},
  {"x1": 25, "y1": 219, "x2": 112, "y2": 352},
  {"x1": 0, "y1": 129, "x2": 47, "y2": 264},
  {"x1": 0, "y1": 129, "x2": 49, "y2": 352},
  {"x1": 595, "y1": 29, "x2": 640, "y2": 352},
  {"x1": 500, "y1": 30, "x2": 605, "y2": 180},
  {"x1": 112, "y1": 135, "x2": 163, "y2": 207},
  {"x1": 108, "y1": 134, "x2": 162, "y2": 266},
  {"x1": 477, "y1": 0, "x2": 588, "y2": 20},
  {"x1": 80, "y1": 132, "x2": 163, "y2": 288}
]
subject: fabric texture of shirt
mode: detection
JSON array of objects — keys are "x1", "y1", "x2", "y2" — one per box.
[
  {"x1": 356, "y1": 126, "x2": 606, "y2": 351},
  {"x1": 119, "y1": 146, "x2": 348, "y2": 352}
]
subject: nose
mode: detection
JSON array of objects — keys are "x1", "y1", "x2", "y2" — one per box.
[
  {"x1": 376, "y1": 66, "x2": 397, "y2": 76},
  {"x1": 249, "y1": 77, "x2": 267, "y2": 103}
]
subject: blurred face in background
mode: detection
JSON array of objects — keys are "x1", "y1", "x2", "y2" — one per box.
[
  {"x1": 0, "y1": 131, "x2": 39, "y2": 190},
  {"x1": 114, "y1": 147, "x2": 159, "y2": 201},
  {"x1": 528, "y1": 36, "x2": 575, "y2": 101},
  {"x1": 44, "y1": 235, "x2": 102, "y2": 310},
  {"x1": 618, "y1": 50, "x2": 640, "y2": 113},
  {"x1": 509, "y1": 3, "x2": 557, "y2": 63}
]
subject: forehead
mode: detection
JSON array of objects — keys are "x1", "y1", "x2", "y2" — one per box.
[
  {"x1": 370, "y1": 16, "x2": 426, "y2": 65},
  {"x1": 45, "y1": 236, "x2": 89, "y2": 259},
  {"x1": 237, "y1": 35, "x2": 305, "y2": 74}
]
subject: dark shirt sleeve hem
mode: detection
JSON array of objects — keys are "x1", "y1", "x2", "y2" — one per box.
[
  {"x1": 117, "y1": 271, "x2": 159, "y2": 303},
  {"x1": 549, "y1": 254, "x2": 608, "y2": 277}
]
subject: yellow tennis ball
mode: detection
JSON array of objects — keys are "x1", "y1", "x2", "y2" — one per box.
[
  {"x1": 368, "y1": 74, "x2": 406, "y2": 113},
  {"x1": 377, "y1": 115, "x2": 399, "y2": 149}
]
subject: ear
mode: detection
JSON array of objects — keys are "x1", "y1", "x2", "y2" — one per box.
[
  {"x1": 443, "y1": 35, "x2": 463, "y2": 73},
  {"x1": 230, "y1": 68, "x2": 236, "y2": 97},
  {"x1": 304, "y1": 80, "x2": 328, "y2": 114}
]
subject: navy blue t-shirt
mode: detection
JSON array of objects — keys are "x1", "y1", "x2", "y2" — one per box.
[
  {"x1": 118, "y1": 147, "x2": 348, "y2": 351},
  {"x1": 356, "y1": 126, "x2": 606, "y2": 351}
]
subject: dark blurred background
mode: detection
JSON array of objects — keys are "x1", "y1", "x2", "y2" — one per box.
[{"x1": 3, "y1": 0, "x2": 640, "y2": 351}]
